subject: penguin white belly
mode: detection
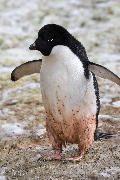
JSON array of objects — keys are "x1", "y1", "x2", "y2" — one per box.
[{"x1": 40, "y1": 46, "x2": 96, "y2": 144}]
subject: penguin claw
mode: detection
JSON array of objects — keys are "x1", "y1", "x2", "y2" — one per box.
[
  {"x1": 68, "y1": 155, "x2": 83, "y2": 161},
  {"x1": 38, "y1": 154, "x2": 61, "y2": 161}
]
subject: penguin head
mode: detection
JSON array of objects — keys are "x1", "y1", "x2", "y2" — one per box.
[{"x1": 29, "y1": 24, "x2": 70, "y2": 56}]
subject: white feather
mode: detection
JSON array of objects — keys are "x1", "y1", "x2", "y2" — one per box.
[{"x1": 40, "y1": 45, "x2": 96, "y2": 121}]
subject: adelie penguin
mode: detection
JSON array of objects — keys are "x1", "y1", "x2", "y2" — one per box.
[{"x1": 11, "y1": 24, "x2": 120, "y2": 161}]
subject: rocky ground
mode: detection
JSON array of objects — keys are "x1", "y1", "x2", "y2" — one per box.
[{"x1": 0, "y1": 0, "x2": 120, "y2": 179}]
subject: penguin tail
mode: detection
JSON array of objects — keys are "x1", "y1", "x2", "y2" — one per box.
[{"x1": 94, "y1": 130, "x2": 113, "y2": 141}]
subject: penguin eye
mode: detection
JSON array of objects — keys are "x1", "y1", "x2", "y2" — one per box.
[
  {"x1": 47, "y1": 38, "x2": 53, "y2": 42},
  {"x1": 38, "y1": 32, "x2": 54, "y2": 43}
]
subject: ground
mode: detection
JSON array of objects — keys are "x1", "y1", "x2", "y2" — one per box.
[{"x1": 0, "y1": 0, "x2": 120, "y2": 179}]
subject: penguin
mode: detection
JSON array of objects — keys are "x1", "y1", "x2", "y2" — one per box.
[{"x1": 11, "y1": 24, "x2": 120, "y2": 161}]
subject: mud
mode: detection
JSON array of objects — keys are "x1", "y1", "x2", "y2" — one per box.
[{"x1": 0, "y1": 0, "x2": 120, "y2": 179}]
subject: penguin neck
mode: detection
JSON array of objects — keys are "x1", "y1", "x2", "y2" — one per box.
[{"x1": 66, "y1": 34, "x2": 90, "y2": 79}]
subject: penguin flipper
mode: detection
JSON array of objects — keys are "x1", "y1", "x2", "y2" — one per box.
[
  {"x1": 11, "y1": 59, "x2": 42, "y2": 81},
  {"x1": 88, "y1": 62, "x2": 120, "y2": 86}
]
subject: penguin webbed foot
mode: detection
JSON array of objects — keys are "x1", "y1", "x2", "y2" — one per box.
[
  {"x1": 41, "y1": 154, "x2": 61, "y2": 161},
  {"x1": 68, "y1": 155, "x2": 83, "y2": 161},
  {"x1": 38, "y1": 144, "x2": 62, "y2": 161},
  {"x1": 38, "y1": 149, "x2": 62, "y2": 161}
]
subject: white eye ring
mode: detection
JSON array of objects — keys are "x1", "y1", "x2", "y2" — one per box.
[{"x1": 48, "y1": 39, "x2": 53, "y2": 42}]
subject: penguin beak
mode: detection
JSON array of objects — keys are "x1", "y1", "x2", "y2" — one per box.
[{"x1": 29, "y1": 43, "x2": 36, "y2": 50}]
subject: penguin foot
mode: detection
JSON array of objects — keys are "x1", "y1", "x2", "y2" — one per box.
[
  {"x1": 68, "y1": 155, "x2": 83, "y2": 161},
  {"x1": 42, "y1": 153, "x2": 61, "y2": 161},
  {"x1": 39, "y1": 147, "x2": 62, "y2": 161}
]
